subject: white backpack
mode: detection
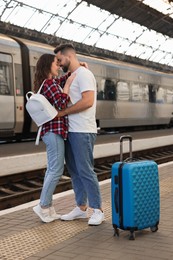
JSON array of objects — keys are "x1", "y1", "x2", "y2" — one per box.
[{"x1": 26, "y1": 80, "x2": 57, "y2": 145}]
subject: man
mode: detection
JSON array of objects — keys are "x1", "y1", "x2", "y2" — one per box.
[{"x1": 54, "y1": 43, "x2": 104, "y2": 225}]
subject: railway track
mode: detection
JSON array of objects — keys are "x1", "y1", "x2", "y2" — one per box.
[{"x1": 1, "y1": 144, "x2": 173, "y2": 210}]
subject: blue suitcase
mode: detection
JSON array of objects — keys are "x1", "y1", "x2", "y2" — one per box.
[{"x1": 111, "y1": 135, "x2": 160, "y2": 240}]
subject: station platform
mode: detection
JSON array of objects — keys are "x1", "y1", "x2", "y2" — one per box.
[{"x1": 0, "y1": 161, "x2": 173, "y2": 260}]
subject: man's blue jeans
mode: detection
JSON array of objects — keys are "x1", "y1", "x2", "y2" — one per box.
[
  {"x1": 40, "y1": 132, "x2": 65, "y2": 207},
  {"x1": 65, "y1": 132, "x2": 102, "y2": 209}
]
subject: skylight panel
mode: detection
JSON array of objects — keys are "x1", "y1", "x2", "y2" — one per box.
[
  {"x1": 24, "y1": 9, "x2": 52, "y2": 31},
  {"x1": 39, "y1": 16, "x2": 63, "y2": 35},
  {"x1": 0, "y1": 1, "x2": 18, "y2": 21},
  {"x1": 136, "y1": 30, "x2": 166, "y2": 48},
  {"x1": 107, "y1": 18, "x2": 143, "y2": 41},
  {"x1": 15, "y1": 0, "x2": 77, "y2": 15},
  {"x1": 82, "y1": 29, "x2": 102, "y2": 46},
  {"x1": 149, "y1": 50, "x2": 167, "y2": 63},
  {"x1": 159, "y1": 38, "x2": 173, "y2": 51},
  {"x1": 95, "y1": 34, "x2": 118, "y2": 51},
  {"x1": 14, "y1": 0, "x2": 49, "y2": 9},
  {"x1": 54, "y1": 19, "x2": 92, "y2": 43},
  {"x1": 97, "y1": 14, "x2": 117, "y2": 32},
  {"x1": 52, "y1": 0, "x2": 79, "y2": 17},
  {"x1": 162, "y1": 53, "x2": 173, "y2": 66},
  {"x1": 125, "y1": 43, "x2": 146, "y2": 57},
  {"x1": 138, "y1": 47, "x2": 154, "y2": 59},
  {"x1": 137, "y1": 0, "x2": 173, "y2": 15},
  {"x1": 1, "y1": 2, "x2": 36, "y2": 27},
  {"x1": 69, "y1": 1, "x2": 108, "y2": 28},
  {"x1": 114, "y1": 39, "x2": 132, "y2": 53}
]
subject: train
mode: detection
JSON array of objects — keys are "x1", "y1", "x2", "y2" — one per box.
[{"x1": 0, "y1": 33, "x2": 173, "y2": 141}]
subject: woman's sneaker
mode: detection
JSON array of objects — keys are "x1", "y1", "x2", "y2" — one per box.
[
  {"x1": 61, "y1": 206, "x2": 88, "y2": 221},
  {"x1": 88, "y1": 209, "x2": 104, "y2": 226},
  {"x1": 49, "y1": 206, "x2": 61, "y2": 220},
  {"x1": 33, "y1": 204, "x2": 54, "y2": 223}
]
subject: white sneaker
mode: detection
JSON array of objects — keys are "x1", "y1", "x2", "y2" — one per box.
[
  {"x1": 49, "y1": 206, "x2": 61, "y2": 220},
  {"x1": 61, "y1": 206, "x2": 88, "y2": 221},
  {"x1": 33, "y1": 204, "x2": 54, "y2": 223},
  {"x1": 88, "y1": 209, "x2": 105, "y2": 226}
]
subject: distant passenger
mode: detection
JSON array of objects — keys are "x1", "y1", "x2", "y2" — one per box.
[
  {"x1": 54, "y1": 43, "x2": 105, "y2": 226},
  {"x1": 33, "y1": 53, "x2": 75, "y2": 223}
]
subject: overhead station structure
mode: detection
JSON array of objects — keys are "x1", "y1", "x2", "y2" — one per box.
[{"x1": 0, "y1": 0, "x2": 173, "y2": 72}]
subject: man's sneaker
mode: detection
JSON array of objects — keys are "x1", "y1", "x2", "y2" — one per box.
[
  {"x1": 88, "y1": 209, "x2": 105, "y2": 226},
  {"x1": 33, "y1": 204, "x2": 54, "y2": 223},
  {"x1": 49, "y1": 206, "x2": 61, "y2": 220},
  {"x1": 61, "y1": 206, "x2": 88, "y2": 221}
]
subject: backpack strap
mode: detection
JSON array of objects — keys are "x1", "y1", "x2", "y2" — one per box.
[
  {"x1": 37, "y1": 79, "x2": 46, "y2": 94},
  {"x1": 35, "y1": 126, "x2": 42, "y2": 145},
  {"x1": 35, "y1": 80, "x2": 46, "y2": 145}
]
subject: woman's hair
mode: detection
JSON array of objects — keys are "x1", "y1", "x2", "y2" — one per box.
[{"x1": 34, "y1": 53, "x2": 55, "y2": 92}]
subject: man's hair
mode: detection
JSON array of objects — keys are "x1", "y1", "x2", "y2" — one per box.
[{"x1": 54, "y1": 43, "x2": 76, "y2": 54}]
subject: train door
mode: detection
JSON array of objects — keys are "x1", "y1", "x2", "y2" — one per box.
[{"x1": 0, "y1": 53, "x2": 15, "y2": 130}]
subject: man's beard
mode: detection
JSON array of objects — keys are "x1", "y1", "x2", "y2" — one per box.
[
  {"x1": 62, "y1": 66, "x2": 69, "y2": 73},
  {"x1": 61, "y1": 60, "x2": 70, "y2": 73}
]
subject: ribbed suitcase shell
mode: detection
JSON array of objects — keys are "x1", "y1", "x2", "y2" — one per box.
[{"x1": 111, "y1": 136, "x2": 160, "y2": 239}]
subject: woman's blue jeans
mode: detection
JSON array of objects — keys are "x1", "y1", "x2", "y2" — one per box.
[
  {"x1": 40, "y1": 132, "x2": 65, "y2": 207},
  {"x1": 65, "y1": 132, "x2": 102, "y2": 209}
]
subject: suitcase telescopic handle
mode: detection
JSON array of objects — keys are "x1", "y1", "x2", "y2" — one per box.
[{"x1": 120, "y1": 135, "x2": 133, "y2": 161}]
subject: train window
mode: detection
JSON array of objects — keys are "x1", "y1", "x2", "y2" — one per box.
[
  {"x1": 97, "y1": 79, "x2": 105, "y2": 100},
  {"x1": 97, "y1": 78, "x2": 116, "y2": 100},
  {"x1": 131, "y1": 83, "x2": 142, "y2": 102},
  {"x1": 104, "y1": 79, "x2": 116, "y2": 100},
  {"x1": 15, "y1": 64, "x2": 23, "y2": 96},
  {"x1": 0, "y1": 53, "x2": 13, "y2": 95},
  {"x1": 166, "y1": 89, "x2": 173, "y2": 104},
  {"x1": 142, "y1": 85, "x2": 149, "y2": 102},
  {"x1": 148, "y1": 84, "x2": 156, "y2": 103},
  {"x1": 117, "y1": 81, "x2": 129, "y2": 101},
  {"x1": 156, "y1": 87, "x2": 165, "y2": 104}
]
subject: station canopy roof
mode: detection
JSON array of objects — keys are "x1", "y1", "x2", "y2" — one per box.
[{"x1": 1, "y1": 0, "x2": 173, "y2": 67}]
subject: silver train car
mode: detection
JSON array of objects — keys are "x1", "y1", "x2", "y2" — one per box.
[{"x1": 0, "y1": 33, "x2": 173, "y2": 140}]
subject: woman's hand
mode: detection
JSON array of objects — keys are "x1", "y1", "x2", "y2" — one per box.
[
  {"x1": 80, "y1": 62, "x2": 88, "y2": 69},
  {"x1": 63, "y1": 73, "x2": 76, "y2": 94}
]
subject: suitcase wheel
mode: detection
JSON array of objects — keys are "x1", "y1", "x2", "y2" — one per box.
[
  {"x1": 150, "y1": 225, "x2": 158, "y2": 232},
  {"x1": 129, "y1": 231, "x2": 135, "y2": 240},
  {"x1": 113, "y1": 227, "x2": 120, "y2": 237}
]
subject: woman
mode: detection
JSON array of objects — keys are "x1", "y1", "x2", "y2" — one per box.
[{"x1": 33, "y1": 53, "x2": 75, "y2": 223}]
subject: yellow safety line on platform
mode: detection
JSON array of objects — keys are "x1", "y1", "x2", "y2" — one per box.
[
  {"x1": 0, "y1": 219, "x2": 89, "y2": 260},
  {"x1": 0, "y1": 201, "x2": 111, "y2": 260}
]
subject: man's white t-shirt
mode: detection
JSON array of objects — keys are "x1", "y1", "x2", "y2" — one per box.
[{"x1": 68, "y1": 66, "x2": 97, "y2": 133}]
